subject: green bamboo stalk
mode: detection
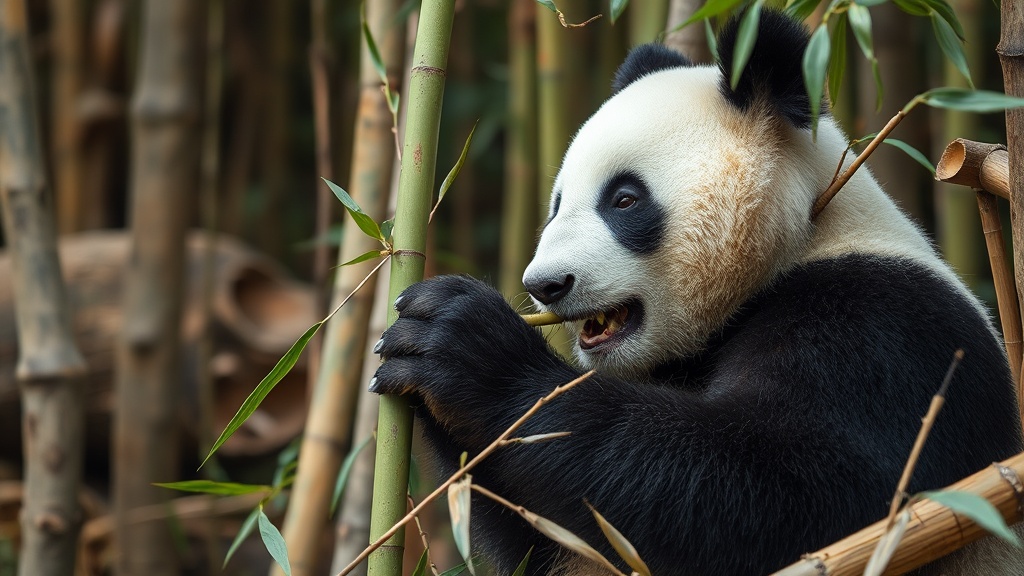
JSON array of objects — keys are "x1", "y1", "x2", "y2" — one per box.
[
  {"x1": 368, "y1": 2, "x2": 456, "y2": 575},
  {"x1": 537, "y1": 3, "x2": 571, "y2": 218},
  {"x1": 629, "y1": 0, "x2": 669, "y2": 45}
]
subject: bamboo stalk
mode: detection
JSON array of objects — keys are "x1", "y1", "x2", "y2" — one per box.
[
  {"x1": 0, "y1": 2, "x2": 88, "y2": 574},
  {"x1": 772, "y1": 452, "x2": 1024, "y2": 576},
  {"x1": 277, "y1": 0, "x2": 405, "y2": 573},
  {"x1": 500, "y1": 0, "x2": 538, "y2": 299},
  {"x1": 368, "y1": 2, "x2": 456, "y2": 575},
  {"x1": 49, "y1": 0, "x2": 86, "y2": 233},
  {"x1": 665, "y1": 0, "x2": 712, "y2": 62},
  {"x1": 936, "y1": 139, "x2": 1011, "y2": 200},
  {"x1": 114, "y1": 0, "x2": 202, "y2": 573},
  {"x1": 629, "y1": 0, "x2": 668, "y2": 46}
]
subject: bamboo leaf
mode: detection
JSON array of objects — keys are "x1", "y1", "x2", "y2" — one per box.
[
  {"x1": 892, "y1": 0, "x2": 931, "y2": 16},
  {"x1": 410, "y1": 550, "x2": 430, "y2": 576},
  {"x1": 519, "y1": 509, "x2": 620, "y2": 573},
  {"x1": 923, "y1": 490, "x2": 1023, "y2": 546},
  {"x1": 704, "y1": 19, "x2": 719, "y2": 63},
  {"x1": 803, "y1": 25, "x2": 831, "y2": 134},
  {"x1": 856, "y1": 0, "x2": 888, "y2": 6},
  {"x1": 870, "y1": 57, "x2": 884, "y2": 111},
  {"x1": 449, "y1": 476, "x2": 475, "y2": 575},
  {"x1": 883, "y1": 138, "x2": 936, "y2": 175},
  {"x1": 864, "y1": 509, "x2": 911, "y2": 576},
  {"x1": 339, "y1": 250, "x2": 385, "y2": 268},
  {"x1": 380, "y1": 219, "x2": 394, "y2": 244},
  {"x1": 848, "y1": 3, "x2": 874, "y2": 59},
  {"x1": 827, "y1": 15, "x2": 847, "y2": 106},
  {"x1": 322, "y1": 177, "x2": 384, "y2": 242},
  {"x1": 272, "y1": 437, "x2": 302, "y2": 488},
  {"x1": 930, "y1": 14, "x2": 973, "y2": 88},
  {"x1": 535, "y1": 0, "x2": 558, "y2": 13},
  {"x1": 154, "y1": 480, "x2": 272, "y2": 497},
  {"x1": 438, "y1": 564, "x2": 467, "y2": 576},
  {"x1": 511, "y1": 548, "x2": 533, "y2": 576},
  {"x1": 587, "y1": 502, "x2": 652, "y2": 576},
  {"x1": 258, "y1": 507, "x2": 292, "y2": 576},
  {"x1": 330, "y1": 434, "x2": 374, "y2": 515},
  {"x1": 683, "y1": 0, "x2": 747, "y2": 27},
  {"x1": 731, "y1": 1, "x2": 764, "y2": 90},
  {"x1": 431, "y1": 120, "x2": 479, "y2": 222},
  {"x1": 610, "y1": 0, "x2": 629, "y2": 23},
  {"x1": 224, "y1": 507, "x2": 260, "y2": 567},
  {"x1": 202, "y1": 322, "x2": 323, "y2": 467},
  {"x1": 505, "y1": 431, "x2": 573, "y2": 445},
  {"x1": 920, "y1": 88, "x2": 1024, "y2": 112},
  {"x1": 785, "y1": 0, "x2": 821, "y2": 22},
  {"x1": 361, "y1": 4, "x2": 387, "y2": 83},
  {"x1": 920, "y1": 0, "x2": 965, "y2": 39}
]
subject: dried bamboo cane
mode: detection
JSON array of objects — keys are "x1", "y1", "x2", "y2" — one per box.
[
  {"x1": 935, "y1": 139, "x2": 1023, "y2": 426},
  {"x1": 0, "y1": 2, "x2": 88, "y2": 574},
  {"x1": 773, "y1": 452, "x2": 1024, "y2": 576}
]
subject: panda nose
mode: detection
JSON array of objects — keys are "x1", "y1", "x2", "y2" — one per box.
[{"x1": 525, "y1": 274, "x2": 575, "y2": 305}]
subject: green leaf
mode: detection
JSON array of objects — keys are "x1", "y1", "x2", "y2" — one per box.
[
  {"x1": 511, "y1": 548, "x2": 533, "y2": 576},
  {"x1": 330, "y1": 435, "x2": 374, "y2": 515},
  {"x1": 883, "y1": 138, "x2": 936, "y2": 175},
  {"x1": 827, "y1": 15, "x2": 847, "y2": 106},
  {"x1": 339, "y1": 250, "x2": 384, "y2": 267},
  {"x1": 931, "y1": 14, "x2": 973, "y2": 88},
  {"x1": 923, "y1": 490, "x2": 1022, "y2": 547},
  {"x1": 848, "y1": 4, "x2": 874, "y2": 59},
  {"x1": 610, "y1": 0, "x2": 629, "y2": 23},
  {"x1": 438, "y1": 564, "x2": 467, "y2": 576},
  {"x1": 380, "y1": 219, "x2": 394, "y2": 244},
  {"x1": 322, "y1": 178, "x2": 384, "y2": 242},
  {"x1": 870, "y1": 57, "x2": 884, "y2": 111},
  {"x1": 410, "y1": 550, "x2": 430, "y2": 576},
  {"x1": 682, "y1": 0, "x2": 747, "y2": 27},
  {"x1": 892, "y1": 0, "x2": 931, "y2": 16},
  {"x1": 360, "y1": 5, "x2": 387, "y2": 84},
  {"x1": 921, "y1": 0, "x2": 965, "y2": 39},
  {"x1": 272, "y1": 437, "x2": 302, "y2": 487},
  {"x1": 432, "y1": 120, "x2": 479, "y2": 221},
  {"x1": 856, "y1": 0, "x2": 888, "y2": 6},
  {"x1": 258, "y1": 507, "x2": 292, "y2": 575},
  {"x1": 920, "y1": 88, "x2": 1024, "y2": 112},
  {"x1": 224, "y1": 507, "x2": 260, "y2": 567},
  {"x1": 731, "y1": 2, "x2": 764, "y2": 90},
  {"x1": 202, "y1": 322, "x2": 323, "y2": 467},
  {"x1": 535, "y1": 0, "x2": 558, "y2": 12},
  {"x1": 154, "y1": 480, "x2": 272, "y2": 497},
  {"x1": 803, "y1": 25, "x2": 831, "y2": 134},
  {"x1": 785, "y1": 0, "x2": 821, "y2": 22},
  {"x1": 704, "y1": 19, "x2": 720, "y2": 63}
]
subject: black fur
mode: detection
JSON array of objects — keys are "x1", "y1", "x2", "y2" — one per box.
[
  {"x1": 612, "y1": 43, "x2": 692, "y2": 95},
  {"x1": 718, "y1": 10, "x2": 820, "y2": 128},
  {"x1": 597, "y1": 172, "x2": 665, "y2": 254},
  {"x1": 371, "y1": 256, "x2": 1021, "y2": 575}
]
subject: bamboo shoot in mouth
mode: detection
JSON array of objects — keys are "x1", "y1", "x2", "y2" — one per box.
[{"x1": 522, "y1": 311, "x2": 562, "y2": 326}]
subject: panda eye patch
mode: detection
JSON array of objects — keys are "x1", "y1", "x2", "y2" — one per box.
[
  {"x1": 597, "y1": 172, "x2": 665, "y2": 254},
  {"x1": 615, "y1": 194, "x2": 637, "y2": 209}
]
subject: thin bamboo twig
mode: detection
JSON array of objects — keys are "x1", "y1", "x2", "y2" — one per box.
[
  {"x1": 407, "y1": 495, "x2": 439, "y2": 575},
  {"x1": 885, "y1": 350, "x2": 963, "y2": 528},
  {"x1": 811, "y1": 110, "x2": 907, "y2": 218},
  {"x1": 339, "y1": 370, "x2": 594, "y2": 576}
]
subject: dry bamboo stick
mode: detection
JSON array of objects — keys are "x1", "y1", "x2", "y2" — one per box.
[
  {"x1": 936, "y1": 139, "x2": 1011, "y2": 200},
  {"x1": 773, "y1": 451, "x2": 1024, "y2": 576}
]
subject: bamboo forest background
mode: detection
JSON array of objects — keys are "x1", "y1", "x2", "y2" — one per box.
[{"x1": 0, "y1": 0, "x2": 1015, "y2": 575}]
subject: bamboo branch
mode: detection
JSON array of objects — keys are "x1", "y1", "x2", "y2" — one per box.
[
  {"x1": 339, "y1": 371, "x2": 594, "y2": 576},
  {"x1": 936, "y1": 138, "x2": 1011, "y2": 200},
  {"x1": 773, "y1": 451, "x2": 1024, "y2": 576}
]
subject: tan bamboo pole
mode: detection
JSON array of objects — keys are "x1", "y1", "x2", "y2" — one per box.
[
  {"x1": 935, "y1": 139, "x2": 1023, "y2": 421},
  {"x1": 113, "y1": 0, "x2": 202, "y2": 574},
  {"x1": 0, "y1": 2, "x2": 88, "y2": 574},
  {"x1": 49, "y1": 0, "x2": 86, "y2": 233},
  {"x1": 773, "y1": 452, "x2": 1024, "y2": 576},
  {"x1": 665, "y1": 0, "x2": 712, "y2": 62},
  {"x1": 500, "y1": 0, "x2": 538, "y2": 299},
  {"x1": 276, "y1": 0, "x2": 405, "y2": 573}
]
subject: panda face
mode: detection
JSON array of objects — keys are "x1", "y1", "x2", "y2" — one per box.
[{"x1": 523, "y1": 66, "x2": 814, "y2": 376}]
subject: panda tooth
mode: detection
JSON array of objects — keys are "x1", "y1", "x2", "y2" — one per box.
[{"x1": 596, "y1": 311, "x2": 606, "y2": 324}]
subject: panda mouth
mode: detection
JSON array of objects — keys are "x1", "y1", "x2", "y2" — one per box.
[{"x1": 579, "y1": 300, "x2": 643, "y2": 351}]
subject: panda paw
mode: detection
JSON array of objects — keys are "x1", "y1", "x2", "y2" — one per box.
[{"x1": 369, "y1": 275, "x2": 563, "y2": 437}]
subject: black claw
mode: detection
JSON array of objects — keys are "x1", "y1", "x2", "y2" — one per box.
[
  {"x1": 373, "y1": 337, "x2": 384, "y2": 354},
  {"x1": 368, "y1": 375, "x2": 379, "y2": 393}
]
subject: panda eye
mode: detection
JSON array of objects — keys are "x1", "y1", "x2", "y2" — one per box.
[{"x1": 615, "y1": 195, "x2": 637, "y2": 209}]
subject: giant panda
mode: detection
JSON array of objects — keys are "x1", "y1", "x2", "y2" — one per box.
[{"x1": 369, "y1": 10, "x2": 1024, "y2": 575}]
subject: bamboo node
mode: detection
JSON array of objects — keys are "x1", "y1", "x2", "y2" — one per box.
[
  {"x1": 797, "y1": 554, "x2": 827, "y2": 576},
  {"x1": 411, "y1": 65, "x2": 446, "y2": 77},
  {"x1": 993, "y1": 463, "x2": 1024, "y2": 516},
  {"x1": 392, "y1": 249, "x2": 426, "y2": 259}
]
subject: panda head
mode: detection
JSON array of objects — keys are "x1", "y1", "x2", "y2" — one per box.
[{"x1": 523, "y1": 11, "x2": 834, "y2": 377}]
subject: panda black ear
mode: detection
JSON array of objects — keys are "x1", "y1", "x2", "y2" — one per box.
[
  {"x1": 613, "y1": 44, "x2": 693, "y2": 94},
  {"x1": 718, "y1": 9, "x2": 821, "y2": 129}
]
